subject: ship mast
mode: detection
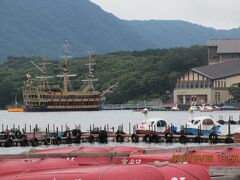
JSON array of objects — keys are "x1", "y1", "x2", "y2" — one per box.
[
  {"x1": 63, "y1": 41, "x2": 69, "y2": 95},
  {"x1": 31, "y1": 57, "x2": 52, "y2": 89},
  {"x1": 82, "y1": 51, "x2": 97, "y2": 91}
]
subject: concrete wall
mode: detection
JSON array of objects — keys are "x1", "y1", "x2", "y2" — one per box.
[{"x1": 174, "y1": 72, "x2": 240, "y2": 105}]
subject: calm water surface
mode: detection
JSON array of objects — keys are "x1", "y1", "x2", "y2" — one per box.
[{"x1": 0, "y1": 110, "x2": 239, "y2": 154}]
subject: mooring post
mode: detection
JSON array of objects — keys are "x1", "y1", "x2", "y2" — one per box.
[
  {"x1": 56, "y1": 127, "x2": 59, "y2": 137},
  {"x1": 45, "y1": 128, "x2": 48, "y2": 136},
  {"x1": 30, "y1": 125, "x2": 31, "y2": 132},
  {"x1": 170, "y1": 123, "x2": 173, "y2": 134},
  {"x1": 228, "y1": 117, "x2": 231, "y2": 136},
  {"x1": 90, "y1": 125, "x2": 92, "y2": 134},
  {"x1": 18, "y1": 125, "x2": 20, "y2": 130},
  {"x1": 107, "y1": 124, "x2": 109, "y2": 131},
  {"x1": 13, "y1": 124, "x2": 15, "y2": 130},
  {"x1": 53, "y1": 124, "x2": 55, "y2": 133},
  {"x1": 36, "y1": 124, "x2": 38, "y2": 132},
  {"x1": 24, "y1": 124, "x2": 26, "y2": 133},
  {"x1": 33, "y1": 126, "x2": 35, "y2": 138},
  {"x1": 6, "y1": 125, "x2": 8, "y2": 131},
  {"x1": 47, "y1": 124, "x2": 50, "y2": 133},
  {"x1": 129, "y1": 123, "x2": 131, "y2": 134},
  {"x1": 122, "y1": 124, "x2": 124, "y2": 132},
  {"x1": 61, "y1": 125, "x2": 63, "y2": 132},
  {"x1": 2, "y1": 124, "x2": 3, "y2": 132}
]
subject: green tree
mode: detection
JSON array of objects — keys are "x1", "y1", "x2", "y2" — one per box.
[{"x1": 228, "y1": 83, "x2": 240, "y2": 102}]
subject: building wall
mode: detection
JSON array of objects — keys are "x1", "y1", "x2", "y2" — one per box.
[
  {"x1": 225, "y1": 75, "x2": 240, "y2": 87},
  {"x1": 208, "y1": 46, "x2": 240, "y2": 65},
  {"x1": 211, "y1": 89, "x2": 230, "y2": 104},
  {"x1": 208, "y1": 46, "x2": 220, "y2": 65},
  {"x1": 174, "y1": 88, "x2": 213, "y2": 104},
  {"x1": 174, "y1": 72, "x2": 240, "y2": 105}
]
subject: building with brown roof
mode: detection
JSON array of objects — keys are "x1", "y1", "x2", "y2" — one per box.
[
  {"x1": 208, "y1": 39, "x2": 240, "y2": 65},
  {"x1": 173, "y1": 40, "x2": 240, "y2": 105}
]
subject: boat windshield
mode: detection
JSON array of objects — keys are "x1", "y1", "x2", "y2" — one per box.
[
  {"x1": 193, "y1": 120, "x2": 200, "y2": 125},
  {"x1": 157, "y1": 120, "x2": 167, "y2": 127}
]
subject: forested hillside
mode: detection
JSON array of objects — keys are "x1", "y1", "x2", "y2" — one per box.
[
  {"x1": 0, "y1": 46, "x2": 207, "y2": 108},
  {"x1": 0, "y1": 0, "x2": 239, "y2": 59}
]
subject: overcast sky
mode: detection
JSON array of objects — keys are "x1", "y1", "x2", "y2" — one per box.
[{"x1": 90, "y1": 0, "x2": 240, "y2": 30}]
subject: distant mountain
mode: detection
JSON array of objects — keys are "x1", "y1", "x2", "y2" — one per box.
[
  {"x1": 0, "y1": 0, "x2": 240, "y2": 60},
  {"x1": 126, "y1": 20, "x2": 240, "y2": 48}
]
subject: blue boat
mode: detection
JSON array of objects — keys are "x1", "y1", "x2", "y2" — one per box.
[{"x1": 184, "y1": 116, "x2": 221, "y2": 136}]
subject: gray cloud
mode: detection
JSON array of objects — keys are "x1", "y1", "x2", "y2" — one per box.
[{"x1": 90, "y1": 0, "x2": 240, "y2": 29}]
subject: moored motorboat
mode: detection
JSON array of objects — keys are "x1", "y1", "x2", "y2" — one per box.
[
  {"x1": 136, "y1": 117, "x2": 168, "y2": 134},
  {"x1": 135, "y1": 108, "x2": 169, "y2": 134},
  {"x1": 7, "y1": 97, "x2": 24, "y2": 112},
  {"x1": 185, "y1": 116, "x2": 221, "y2": 136},
  {"x1": 199, "y1": 104, "x2": 214, "y2": 112}
]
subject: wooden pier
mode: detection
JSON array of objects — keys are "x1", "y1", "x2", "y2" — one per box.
[{"x1": 0, "y1": 122, "x2": 235, "y2": 147}]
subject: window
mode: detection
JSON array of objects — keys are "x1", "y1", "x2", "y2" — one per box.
[
  {"x1": 190, "y1": 82, "x2": 194, "y2": 88},
  {"x1": 157, "y1": 120, "x2": 167, "y2": 127},
  {"x1": 203, "y1": 119, "x2": 214, "y2": 125},
  {"x1": 195, "y1": 83, "x2": 199, "y2": 88}
]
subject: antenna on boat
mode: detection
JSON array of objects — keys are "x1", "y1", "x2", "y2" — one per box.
[{"x1": 82, "y1": 51, "x2": 98, "y2": 91}]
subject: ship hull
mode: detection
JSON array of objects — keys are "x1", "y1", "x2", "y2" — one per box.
[{"x1": 24, "y1": 106, "x2": 101, "y2": 112}]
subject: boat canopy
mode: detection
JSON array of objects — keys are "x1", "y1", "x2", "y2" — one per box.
[{"x1": 202, "y1": 118, "x2": 214, "y2": 125}]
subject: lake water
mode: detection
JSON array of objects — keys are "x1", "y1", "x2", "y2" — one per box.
[{"x1": 0, "y1": 110, "x2": 240, "y2": 154}]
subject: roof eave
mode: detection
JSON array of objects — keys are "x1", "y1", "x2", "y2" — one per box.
[{"x1": 191, "y1": 68, "x2": 213, "y2": 80}]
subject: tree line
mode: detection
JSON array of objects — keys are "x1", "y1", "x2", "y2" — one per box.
[{"x1": 0, "y1": 46, "x2": 208, "y2": 109}]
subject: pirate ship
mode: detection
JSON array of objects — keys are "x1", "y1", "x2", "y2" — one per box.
[{"x1": 23, "y1": 42, "x2": 117, "y2": 112}]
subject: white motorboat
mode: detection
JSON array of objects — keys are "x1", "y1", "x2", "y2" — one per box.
[
  {"x1": 185, "y1": 116, "x2": 221, "y2": 136},
  {"x1": 135, "y1": 108, "x2": 168, "y2": 134}
]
